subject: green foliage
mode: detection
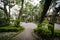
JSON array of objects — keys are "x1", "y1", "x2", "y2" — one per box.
[
  {"x1": 34, "y1": 27, "x2": 51, "y2": 37},
  {"x1": 42, "y1": 20, "x2": 49, "y2": 24},
  {"x1": 10, "y1": 19, "x2": 21, "y2": 26},
  {"x1": 0, "y1": 25, "x2": 24, "y2": 32},
  {"x1": 25, "y1": 2, "x2": 33, "y2": 10},
  {"x1": 13, "y1": 19, "x2": 21, "y2": 27},
  {"x1": 38, "y1": 23, "x2": 42, "y2": 27},
  {"x1": 0, "y1": 18, "x2": 8, "y2": 26},
  {"x1": 14, "y1": 19, "x2": 20, "y2": 23},
  {"x1": 48, "y1": 24, "x2": 53, "y2": 30},
  {"x1": 23, "y1": 8, "x2": 28, "y2": 13},
  {"x1": 16, "y1": 0, "x2": 21, "y2": 5},
  {"x1": 38, "y1": 20, "x2": 49, "y2": 27},
  {"x1": 54, "y1": 30, "x2": 60, "y2": 37},
  {"x1": 34, "y1": 24, "x2": 60, "y2": 38},
  {"x1": 0, "y1": 10, "x2": 5, "y2": 18}
]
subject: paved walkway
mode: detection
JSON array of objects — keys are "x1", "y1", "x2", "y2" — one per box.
[{"x1": 13, "y1": 22, "x2": 37, "y2": 40}]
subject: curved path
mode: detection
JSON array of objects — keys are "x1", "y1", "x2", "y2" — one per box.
[{"x1": 13, "y1": 22, "x2": 37, "y2": 40}]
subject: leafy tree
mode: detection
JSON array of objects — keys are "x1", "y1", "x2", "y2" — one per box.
[
  {"x1": 0, "y1": 0, "x2": 10, "y2": 25},
  {"x1": 39, "y1": 0, "x2": 52, "y2": 23},
  {"x1": 15, "y1": 0, "x2": 24, "y2": 27},
  {"x1": 49, "y1": 5, "x2": 60, "y2": 39}
]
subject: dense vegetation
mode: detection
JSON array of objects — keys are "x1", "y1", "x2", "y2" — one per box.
[{"x1": 0, "y1": 0, "x2": 60, "y2": 40}]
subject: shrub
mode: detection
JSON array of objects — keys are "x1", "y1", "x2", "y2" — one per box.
[
  {"x1": 54, "y1": 30, "x2": 60, "y2": 37},
  {"x1": 48, "y1": 24, "x2": 53, "y2": 30},
  {"x1": 38, "y1": 20, "x2": 49, "y2": 27},
  {"x1": 34, "y1": 20, "x2": 60, "y2": 39},
  {"x1": 34, "y1": 27, "x2": 51, "y2": 37},
  {"x1": 38, "y1": 23, "x2": 42, "y2": 27},
  {"x1": 34, "y1": 27, "x2": 60, "y2": 38},
  {"x1": 0, "y1": 25, "x2": 24, "y2": 32}
]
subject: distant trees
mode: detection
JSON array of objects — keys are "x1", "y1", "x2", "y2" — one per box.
[{"x1": 0, "y1": 0, "x2": 59, "y2": 28}]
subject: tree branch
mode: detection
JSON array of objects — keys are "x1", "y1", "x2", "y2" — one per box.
[{"x1": 0, "y1": 6, "x2": 4, "y2": 10}]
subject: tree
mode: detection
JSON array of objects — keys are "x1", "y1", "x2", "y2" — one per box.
[
  {"x1": 0, "y1": 0, "x2": 16, "y2": 24},
  {"x1": 15, "y1": 0, "x2": 24, "y2": 27},
  {"x1": 39, "y1": 0, "x2": 52, "y2": 23},
  {"x1": 0, "y1": 0, "x2": 21, "y2": 25},
  {"x1": 0, "y1": 0, "x2": 10, "y2": 25},
  {"x1": 49, "y1": 5, "x2": 60, "y2": 39}
]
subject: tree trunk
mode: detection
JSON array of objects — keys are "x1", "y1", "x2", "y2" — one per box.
[
  {"x1": 0, "y1": 0, "x2": 10, "y2": 25},
  {"x1": 15, "y1": 0, "x2": 24, "y2": 27},
  {"x1": 49, "y1": 6, "x2": 60, "y2": 39},
  {"x1": 39, "y1": 0, "x2": 52, "y2": 23},
  {"x1": 4, "y1": 3, "x2": 10, "y2": 24}
]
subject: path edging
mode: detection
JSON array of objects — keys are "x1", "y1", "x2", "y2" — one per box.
[{"x1": 32, "y1": 31, "x2": 41, "y2": 40}]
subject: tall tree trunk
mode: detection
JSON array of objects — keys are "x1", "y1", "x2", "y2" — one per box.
[
  {"x1": 15, "y1": 0, "x2": 24, "y2": 27},
  {"x1": 39, "y1": 0, "x2": 52, "y2": 23},
  {"x1": 4, "y1": 3, "x2": 10, "y2": 24},
  {"x1": 0, "y1": 0, "x2": 10, "y2": 24},
  {"x1": 9, "y1": 0, "x2": 10, "y2": 23},
  {"x1": 49, "y1": 6, "x2": 60, "y2": 39}
]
